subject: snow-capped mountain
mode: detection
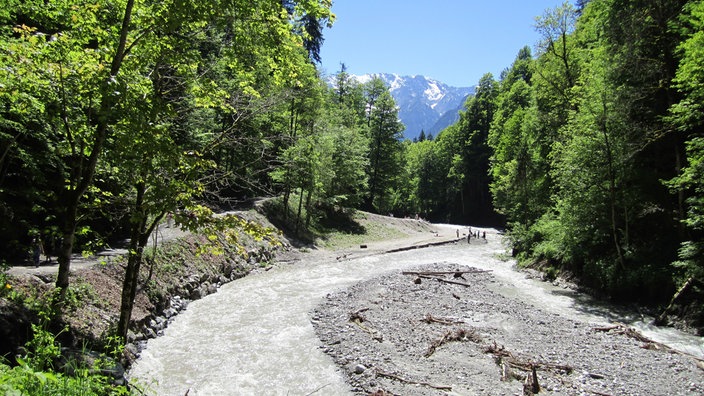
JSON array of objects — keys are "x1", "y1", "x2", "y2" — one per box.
[{"x1": 354, "y1": 73, "x2": 474, "y2": 141}]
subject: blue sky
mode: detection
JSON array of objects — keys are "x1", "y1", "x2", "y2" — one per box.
[{"x1": 319, "y1": 0, "x2": 570, "y2": 87}]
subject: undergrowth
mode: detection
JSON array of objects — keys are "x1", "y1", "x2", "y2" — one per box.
[{"x1": 0, "y1": 275, "x2": 133, "y2": 395}]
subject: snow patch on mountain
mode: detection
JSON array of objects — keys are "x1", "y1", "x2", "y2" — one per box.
[
  {"x1": 326, "y1": 73, "x2": 474, "y2": 140},
  {"x1": 355, "y1": 73, "x2": 474, "y2": 140},
  {"x1": 388, "y1": 74, "x2": 406, "y2": 91},
  {"x1": 424, "y1": 82, "x2": 444, "y2": 102}
]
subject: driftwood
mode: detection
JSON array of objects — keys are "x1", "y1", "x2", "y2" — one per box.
[
  {"x1": 349, "y1": 309, "x2": 383, "y2": 342},
  {"x1": 522, "y1": 364, "x2": 540, "y2": 395},
  {"x1": 417, "y1": 274, "x2": 472, "y2": 288},
  {"x1": 349, "y1": 308, "x2": 370, "y2": 321},
  {"x1": 424, "y1": 328, "x2": 482, "y2": 357},
  {"x1": 523, "y1": 366, "x2": 540, "y2": 396},
  {"x1": 420, "y1": 313, "x2": 464, "y2": 325},
  {"x1": 592, "y1": 323, "x2": 653, "y2": 343},
  {"x1": 485, "y1": 341, "x2": 573, "y2": 376},
  {"x1": 375, "y1": 369, "x2": 452, "y2": 391},
  {"x1": 402, "y1": 269, "x2": 491, "y2": 276},
  {"x1": 303, "y1": 383, "x2": 330, "y2": 396},
  {"x1": 593, "y1": 323, "x2": 704, "y2": 364},
  {"x1": 500, "y1": 360, "x2": 516, "y2": 381},
  {"x1": 402, "y1": 269, "x2": 492, "y2": 288},
  {"x1": 654, "y1": 276, "x2": 698, "y2": 325}
]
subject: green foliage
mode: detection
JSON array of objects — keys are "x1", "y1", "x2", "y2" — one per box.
[
  {"x1": 529, "y1": 214, "x2": 570, "y2": 265},
  {"x1": 0, "y1": 263, "x2": 9, "y2": 298},
  {"x1": 669, "y1": 1, "x2": 704, "y2": 130},
  {"x1": 0, "y1": 324, "x2": 129, "y2": 395},
  {"x1": 0, "y1": 0, "x2": 333, "y2": 304},
  {"x1": 23, "y1": 324, "x2": 62, "y2": 372},
  {"x1": 365, "y1": 80, "x2": 405, "y2": 212},
  {"x1": 664, "y1": 2, "x2": 704, "y2": 282},
  {"x1": 489, "y1": 48, "x2": 549, "y2": 227},
  {"x1": 480, "y1": 0, "x2": 700, "y2": 303}
]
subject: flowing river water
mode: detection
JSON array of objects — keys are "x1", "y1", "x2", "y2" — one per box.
[{"x1": 127, "y1": 228, "x2": 704, "y2": 395}]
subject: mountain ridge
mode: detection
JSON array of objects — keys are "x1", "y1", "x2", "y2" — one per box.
[{"x1": 352, "y1": 73, "x2": 474, "y2": 140}]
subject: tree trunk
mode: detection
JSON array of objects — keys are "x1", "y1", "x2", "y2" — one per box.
[
  {"x1": 654, "y1": 277, "x2": 696, "y2": 326},
  {"x1": 55, "y1": 197, "x2": 79, "y2": 297},
  {"x1": 54, "y1": 0, "x2": 135, "y2": 297},
  {"x1": 367, "y1": 133, "x2": 382, "y2": 210},
  {"x1": 282, "y1": 181, "x2": 291, "y2": 219},
  {"x1": 601, "y1": 102, "x2": 626, "y2": 272},
  {"x1": 117, "y1": 240, "x2": 144, "y2": 342},
  {"x1": 296, "y1": 188, "x2": 304, "y2": 235},
  {"x1": 305, "y1": 188, "x2": 313, "y2": 228},
  {"x1": 675, "y1": 143, "x2": 686, "y2": 239},
  {"x1": 117, "y1": 181, "x2": 160, "y2": 342}
]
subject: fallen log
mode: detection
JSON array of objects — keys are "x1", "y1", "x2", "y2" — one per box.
[
  {"x1": 402, "y1": 269, "x2": 491, "y2": 276},
  {"x1": 418, "y1": 275, "x2": 472, "y2": 288},
  {"x1": 592, "y1": 325, "x2": 621, "y2": 332},
  {"x1": 592, "y1": 323, "x2": 653, "y2": 343},
  {"x1": 593, "y1": 323, "x2": 704, "y2": 364},
  {"x1": 375, "y1": 369, "x2": 452, "y2": 391},
  {"x1": 654, "y1": 276, "x2": 696, "y2": 326},
  {"x1": 484, "y1": 341, "x2": 573, "y2": 375}
]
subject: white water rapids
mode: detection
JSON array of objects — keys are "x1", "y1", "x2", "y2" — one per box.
[{"x1": 127, "y1": 229, "x2": 704, "y2": 395}]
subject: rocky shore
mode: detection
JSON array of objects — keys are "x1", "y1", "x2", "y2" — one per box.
[
  {"x1": 1, "y1": 209, "x2": 286, "y2": 371},
  {"x1": 312, "y1": 261, "x2": 704, "y2": 395}
]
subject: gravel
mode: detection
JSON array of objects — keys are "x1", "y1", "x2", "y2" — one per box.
[{"x1": 311, "y1": 262, "x2": 704, "y2": 395}]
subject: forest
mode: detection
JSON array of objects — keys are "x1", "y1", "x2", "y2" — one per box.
[{"x1": 1, "y1": 0, "x2": 703, "y2": 341}]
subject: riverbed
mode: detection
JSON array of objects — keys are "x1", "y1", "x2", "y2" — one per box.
[{"x1": 127, "y1": 228, "x2": 704, "y2": 395}]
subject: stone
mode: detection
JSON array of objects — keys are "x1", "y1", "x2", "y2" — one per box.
[
  {"x1": 154, "y1": 316, "x2": 166, "y2": 331},
  {"x1": 126, "y1": 330, "x2": 140, "y2": 343},
  {"x1": 163, "y1": 308, "x2": 177, "y2": 319},
  {"x1": 190, "y1": 287, "x2": 203, "y2": 300},
  {"x1": 353, "y1": 364, "x2": 367, "y2": 374},
  {"x1": 143, "y1": 328, "x2": 157, "y2": 339},
  {"x1": 124, "y1": 343, "x2": 140, "y2": 360}
]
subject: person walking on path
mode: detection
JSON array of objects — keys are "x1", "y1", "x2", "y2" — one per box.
[{"x1": 31, "y1": 237, "x2": 44, "y2": 267}]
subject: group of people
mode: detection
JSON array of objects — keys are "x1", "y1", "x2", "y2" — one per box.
[
  {"x1": 464, "y1": 227, "x2": 486, "y2": 243},
  {"x1": 29, "y1": 233, "x2": 61, "y2": 267},
  {"x1": 30, "y1": 236, "x2": 45, "y2": 267}
]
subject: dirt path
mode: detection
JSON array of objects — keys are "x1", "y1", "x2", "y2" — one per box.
[{"x1": 7, "y1": 225, "x2": 188, "y2": 278}]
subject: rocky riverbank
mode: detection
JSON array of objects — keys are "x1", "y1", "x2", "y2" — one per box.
[
  {"x1": 312, "y1": 261, "x2": 704, "y2": 395},
  {"x1": 0, "y1": 209, "x2": 286, "y2": 369}
]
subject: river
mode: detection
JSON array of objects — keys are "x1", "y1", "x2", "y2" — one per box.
[{"x1": 127, "y1": 230, "x2": 704, "y2": 395}]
